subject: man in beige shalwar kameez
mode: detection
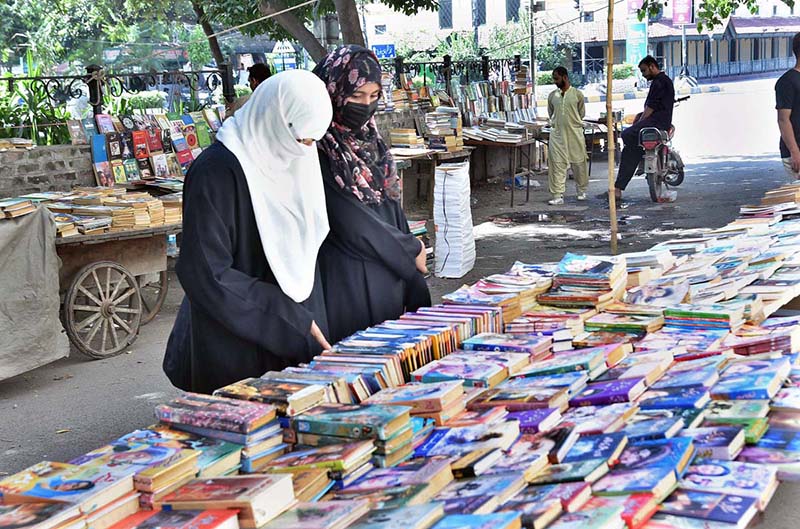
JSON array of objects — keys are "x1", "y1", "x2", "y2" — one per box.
[{"x1": 547, "y1": 66, "x2": 589, "y2": 205}]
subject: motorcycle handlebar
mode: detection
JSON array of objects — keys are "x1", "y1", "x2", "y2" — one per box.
[{"x1": 675, "y1": 96, "x2": 691, "y2": 103}]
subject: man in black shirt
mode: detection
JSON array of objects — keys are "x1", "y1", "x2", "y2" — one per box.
[
  {"x1": 610, "y1": 56, "x2": 675, "y2": 201},
  {"x1": 776, "y1": 33, "x2": 800, "y2": 180}
]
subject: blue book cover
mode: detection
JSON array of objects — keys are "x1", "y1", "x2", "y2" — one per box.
[
  {"x1": 563, "y1": 432, "x2": 628, "y2": 464},
  {"x1": 621, "y1": 417, "x2": 684, "y2": 441},
  {"x1": 639, "y1": 386, "x2": 711, "y2": 409},
  {"x1": 592, "y1": 463, "x2": 676, "y2": 497},
  {"x1": 660, "y1": 489, "x2": 758, "y2": 524},
  {"x1": 504, "y1": 371, "x2": 588, "y2": 394},
  {"x1": 505, "y1": 408, "x2": 561, "y2": 433},
  {"x1": 568, "y1": 377, "x2": 646, "y2": 407},
  {"x1": 431, "y1": 513, "x2": 522, "y2": 529},
  {"x1": 91, "y1": 134, "x2": 108, "y2": 163},
  {"x1": 651, "y1": 368, "x2": 720, "y2": 390},
  {"x1": 435, "y1": 475, "x2": 523, "y2": 514},
  {"x1": 625, "y1": 437, "x2": 696, "y2": 478},
  {"x1": 711, "y1": 373, "x2": 783, "y2": 400},
  {"x1": 755, "y1": 428, "x2": 800, "y2": 452}
]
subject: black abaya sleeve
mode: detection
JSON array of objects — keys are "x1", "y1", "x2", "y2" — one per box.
[
  {"x1": 321, "y1": 160, "x2": 421, "y2": 282},
  {"x1": 176, "y1": 160, "x2": 315, "y2": 356}
]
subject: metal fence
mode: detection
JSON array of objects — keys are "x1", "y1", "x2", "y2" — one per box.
[
  {"x1": 664, "y1": 57, "x2": 793, "y2": 80},
  {"x1": 4, "y1": 63, "x2": 237, "y2": 116},
  {"x1": 380, "y1": 55, "x2": 523, "y2": 95}
]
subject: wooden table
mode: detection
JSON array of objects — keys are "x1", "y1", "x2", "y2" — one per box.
[{"x1": 463, "y1": 137, "x2": 538, "y2": 207}]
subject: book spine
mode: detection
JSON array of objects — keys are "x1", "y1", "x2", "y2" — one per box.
[
  {"x1": 293, "y1": 419, "x2": 385, "y2": 440},
  {"x1": 155, "y1": 408, "x2": 251, "y2": 434}
]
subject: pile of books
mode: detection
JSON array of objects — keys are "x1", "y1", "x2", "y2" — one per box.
[
  {"x1": 161, "y1": 192, "x2": 183, "y2": 225},
  {"x1": 425, "y1": 107, "x2": 464, "y2": 152},
  {"x1": 155, "y1": 393, "x2": 286, "y2": 474},
  {"x1": 454, "y1": 79, "x2": 537, "y2": 127},
  {"x1": 365, "y1": 380, "x2": 466, "y2": 427},
  {"x1": 0, "y1": 137, "x2": 34, "y2": 149},
  {"x1": 389, "y1": 128, "x2": 426, "y2": 149},
  {"x1": 538, "y1": 253, "x2": 628, "y2": 310},
  {"x1": 0, "y1": 198, "x2": 37, "y2": 219},
  {"x1": 433, "y1": 161, "x2": 475, "y2": 278},
  {"x1": 73, "y1": 109, "x2": 221, "y2": 187}
]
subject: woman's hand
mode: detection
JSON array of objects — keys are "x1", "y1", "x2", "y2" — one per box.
[
  {"x1": 310, "y1": 320, "x2": 332, "y2": 351},
  {"x1": 416, "y1": 239, "x2": 428, "y2": 274}
]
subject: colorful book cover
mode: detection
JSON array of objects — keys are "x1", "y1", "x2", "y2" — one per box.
[
  {"x1": 145, "y1": 128, "x2": 163, "y2": 152},
  {"x1": 752, "y1": 428, "x2": 800, "y2": 452},
  {"x1": 560, "y1": 403, "x2": 638, "y2": 435},
  {"x1": 0, "y1": 498, "x2": 82, "y2": 529},
  {"x1": 429, "y1": 513, "x2": 522, "y2": 529},
  {"x1": 413, "y1": 422, "x2": 520, "y2": 458},
  {"x1": 176, "y1": 149, "x2": 194, "y2": 173},
  {"x1": 434, "y1": 474, "x2": 524, "y2": 514},
  {"x1": 710, "y1": 373, "x2": 783, "y2": 400},
  {"x1": 679, "y1": 460, "x2": 777, "y2": 509},
  {"x1": 150, "y1": 153, "x2": 169, "y2": 178},
  {"x1": 468, "y1": 386, "x2": 568, "y2": 411},
  {"x1": 259, "y1": 440, "x2": 375, "y2": 472},
  {"x1": 93, "y1": 161, "x2": 113, "y2": 187},
  {"x1": 462, "y1": 333, "x2": 552, "y2": 354},
  {"x1": 364, "y1": 381, "x2": 463, "y2": 412},
  {"x1": 638, "y1": 386, "x2": 711, "y2": 410},
  {"x1": 131, "y1": 131, "x2": 150, "y2": 160},
  {"x1": 505, "y1": 408, "x2": 561, "y2": 433},
  {"x1": 528, "y1": 458, "x2": 609, "y2": 485},
  {"x1": 621, "y1": 417, "x2": 684, "y2": 442},
  {"x1": 413, "y1": 360, "x2": 505, "y2": 388},
  {"x1": 617, "y1": 437, "x2": 695, "y2": 478},
  {"x1": 563, "y1": 432, "x2": 628, "y2": 464},
  {"x1": 518, "y1": 482, "x2": 591, "y2": 513},
  {"x1": 330, "y1": 483, "x2": 430, "y2": 509},
  {"x1": 343, "y1": 459, "x2": 453, "y2": 494},
  {"x1": 155, "y1": 393, "x2": 277, "y2": 434},
  {"x1": 136, "y1": 158, "x2": 153, "y2": 179},
  {"x1": 95, "y1": 113, "x2": 116, "y2": 133},
  {"x1": 91, "y1": 134, "x2": 108, "y2": 163},
  {"x1": 651, "y1": 368, "x2": 720, "y2": 390},
  {"x1": 166, "y1": 153, "x2": 182, "y2": 177},
  {"x1": 292, "y1": 403, "x2": 411, "y2": 440},
  {"x1": 213, "y1": 378, "x2": 326, "y2": 414},
  {"x1": 569, "y1": 378, "x2": 646, "y2": 407},
  {"x1": 515, "y1": 348, "x2": 604, "y2": 378},
  {"x1": 257, "y1": 500, "x2": 371, "y2": 529},
  {"x1": 581, "y1": 493, "x2": 659, "y2": 529},
  {"x1": 81, "y1": 117, "x2": 98, "y2": 138},
  {"x1": 679, "y1": 427, "x2": 745, "y2": 460},
  {"x1": 505, "y1": 371, "x2": 588, "y2": 394},
  {"x1": 122, "y1": 159, "x2": 141, "y2": 182},
  {"x1": 161, "y1": 475, "x2": 290, "y2": 504},
  {"x1": 111, "y1": 162, "x2": 127, "y2": 184},
  {"x1": 106, "y1": 132, "x2": 123, "y2": 160},
  {"x1": 348, "y1": 503, "x2": 446, "y2": 529},
  {"x1": 0, "y1": 461, "x2": 134, "y2": 513},
  {"x1": 660, "y1": 489, "x2": 758, "y2": 524},
  {"x1": 592, "y1": 464, "x2": 676, "y2": 497}
]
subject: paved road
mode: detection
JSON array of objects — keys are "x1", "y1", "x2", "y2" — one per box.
[{"x1": 2, "y1": 75, "x2": 799, "y2": 527}]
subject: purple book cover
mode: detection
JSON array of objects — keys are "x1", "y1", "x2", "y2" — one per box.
[
  {"x1": 506, "y1": 409, "x2": 561, "y2": 433},
  {"x1": 660, "y1": 490, "x2": 758, "y2": 524},
  {"x1": 569, "y1": 378, "x2": 646, "y2": 407}
]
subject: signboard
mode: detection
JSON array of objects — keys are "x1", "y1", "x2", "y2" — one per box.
[
  {"x1": 672, "y1": 0, "x2": 693, "y2": 25},
  {"x1": 626, "y1": 19, "x2": 648, "y2": 66},
  {"x1": 274, "y1": 56, "x2": 296, "y2": 72},
  {"x1": 272, "y1": 41, "x2": 295, "y2": 54},
  {"x1": 371, "y1": 44, "x2": 396, "y2": 59}
]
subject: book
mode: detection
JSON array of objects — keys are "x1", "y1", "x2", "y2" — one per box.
[
  {"x1": 546, "y1": 506, "x2": 625, "y2": 529},
  {"x1": 81, "y1": 117, "x2": 98, "y2": 138},
  {"x1": 348, "y1": 503, "x2": 445, "y2": 529},
  {"x1": 632, "y1": 407, "x2": 706, "y2": 429},
  {"x1": 260, "y1": 500, "x2": 371, "y2": 529},
  {"x1": 67, "y1": 119, "x2": 87, "y2": 144},
  {"x1": 563, "y1": 432, "x2": 628, "y2": 465},
  {"x1": 258, "y1": 440, "x2": 375, "y2": 472},
  {"x1": 95, "y1": 114, "x2": 116, "y2": 134},
  {"x1": 505, "y1": 408, "x2": 562, "y2": 433},
  {"x1": 157, "y1": 475, "x2": 295, "y2": 528},
  {"x1": 433, "y1": 474, "x2": 525, "y2": 514},
  {"x1": 618, "y1": 437, "x2": 696, "y2": 478},
  {"x1": 638, "y1": 386, "x2": 711, "y2": 410},
  {"x1": 620, "y1": 417, "x2": 684, "y2": 442},
  {"x1": 327, "y1": 483, "x2": 431, "y2": 509},
  {"x1": 679, "y1": 427, "x2": 745, "y2": 460},
  {"x1": 560, "y1": 403, "x2": 639, "y2": 435},
  {"x1": 514, "y1": 348, "x2": 605, "y2": 378},
  {"x1": 342, "y1": 458, "x2": 454, "y2": 496},
  {"x1": 0, "y1": 461, "x2": 134, "y2": 515},
  {"x1": 450, "y1": 448, "x2": 505, "y2": 479},
  {"x1": 659, "y1": 489, "x2": 759, "y2": 528},
  {"x1": 580, "y1": 494, "x2": 659, "y2": 529},
  {"x1": 155, "y1": 393, "x2": 277, "y2": 434},
  {"x1": 292, "y1": 403, "x2": 411, "y2": 440},
  {"x1": 468, "y1": 386, "x2": 569, "y2": 411},
  {"x1": 0, "y1": 497, "x2": 82, "y2": 529},
  {"x1": 527, "y1": 459, "x2": 609, "y2": 485},
  {"x1": 710, "y1": 372, "x2": 785, "y2": 400},
  {"x1": 106, "y1": 510, "x2": 240, "y2": 529},
  {"x1": 429, "y1": 513, "x2": 522, "y2": 529},
  {"x1": 461, "y1": 333, "x2": 552, "y2": 356},
  {"x1": 413, "y1": 421, "x2": 520, "y2": 458},
  {"x1": 364, "y1": 381, "x2": 463, "y2": 413},
  {"x1": 569, "y1": 378, "x2": 646, "y2": 407},
  {"x1": 505, "y1": 371, "x2": 589, "y2": 395},
  {"x1": 679, "y1": 460, "x2": 778, "y2": 510},
  {"x1": 591, "y1": 464, "x2": 676, "y2": 498},
  {"x1": 496, "y1": 485, "x2": 563, "y2": 529},
  {"x1": 213, "y1": 378, "x2": 327, "y2": 416}
]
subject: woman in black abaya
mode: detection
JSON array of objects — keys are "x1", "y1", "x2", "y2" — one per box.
[
  {"x1": 314, "y1": 46, "x2": 431, "y2": 344},
  {"x1": 163, "y1": 70, "x2": 333, "y2": 393}
]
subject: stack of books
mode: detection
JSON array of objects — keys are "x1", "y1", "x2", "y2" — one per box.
[
  {"x1": 538, "y1": 253, "x2": 628, "y2": 310},
  {"x1": 161, "y1": 191, "x2": 183, "y2": 224},
  {"x1": 433, "y1": 161, "x2": 475, "y2": 278},
  {"x1": 53, "y1": 212, "x2": 80, "y2": 237},
  {"x1": 291, "y1": 403, "x2": 414, "y2": 468},
  {"x1": 261, "y1": 441, "x2": 375, "y2": 491},
  {"x1": 425, "y1": 107, "x2": 463, "y2": 152},
  {"x1": 155, "y1": 393, "x2": 285, "y2": 474},
  {"x1": 389, "y1": 128, "x2": 426, "y2": 149},
  {"x1": 663, "y1": 304, "x2": 745, "y2": 331},
  {"x1": 0, "y1": 198, "x2": 36, "y2": 219},
  {"x1": 461, "y1": 332, "x2": 552, "y2": 361},
  {"x1": 364, "y1": 380, "x2": 466, "y2": 426}
]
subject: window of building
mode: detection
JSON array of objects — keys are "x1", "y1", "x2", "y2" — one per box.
[
  {"x1": 773, "y1": 37, "x2": 779, "y2": 58},
  {"x1": 753, "y1": 38, "x2": 761, "y2": 60},
  {"x1": 704, "y1": 40, "x2": 712, "y2": 63},
  {"x1": 474, "y1": 0, "x2": 487, "y2": 26},
  {"x1": 583, "y1": 11, "x2": 594, "y2": 22},
  {"x1": 374, "y1": 24, "x2": 387, "y2": 35},
  {"x1": 773, "y1": 5, "x2": 778, "y2": 15},
  {"x1": 439, "y1": 0, "x2": 453, "y2": 29},
  {"x1": 729, "y1": 39, "x2": 737, "y2": 62},
  {"x1": 506, "y1": 0, "x2": 520, "y2": 22}
]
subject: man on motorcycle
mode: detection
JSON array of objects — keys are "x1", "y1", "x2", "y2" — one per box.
[{"x1": 607, "y1": 56, "x2": 675, "y2": 202}]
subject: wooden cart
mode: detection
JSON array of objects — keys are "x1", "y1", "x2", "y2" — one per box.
[{"x1": 56, "y1": 225, "x2": 180, "y2": 359}]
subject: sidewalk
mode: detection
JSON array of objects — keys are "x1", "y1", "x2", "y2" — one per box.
[{"x1": 535, "y1": 84, "x2": 723, "y2": 107}]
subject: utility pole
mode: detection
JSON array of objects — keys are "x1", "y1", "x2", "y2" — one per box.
[
  {"x1": 530, "y1": 4, "x2": 537, "y2": 99},
  {"x1": 681, "y1": 23, "x2": 688, "y2": 76},
  {"x1": 580, "y1": 0, "x2": 586, "y2": 75}
]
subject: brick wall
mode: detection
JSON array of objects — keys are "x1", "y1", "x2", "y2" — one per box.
[{"x1": 0, "y1": 145, "x2": 95, "y2": 199}]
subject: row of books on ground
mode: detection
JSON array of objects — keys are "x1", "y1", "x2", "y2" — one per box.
[
  {"x1": 0, "y1": 187, "x2": 181, "y2": 235},
  {"x1": 8, "y1": 182, "x2": 800, "y2": 528},
  {"x1": 71, "y1": 109, "x2": 223, "y2": 187}
]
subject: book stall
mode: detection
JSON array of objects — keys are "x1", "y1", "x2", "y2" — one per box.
[{"x1": 7, "y1": 181, "x2": 800, "y2": 529}]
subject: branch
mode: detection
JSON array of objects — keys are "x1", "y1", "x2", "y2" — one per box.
[{"x1": 258, "y1": 0, "x2": 327, "y2": 62}]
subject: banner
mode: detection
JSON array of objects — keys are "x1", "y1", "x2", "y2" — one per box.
[
  {"x1": 626, "y1": 19, "x2": 648, "y2": 66},
  {"x1": 673, "y1": 0, "x2": 693, "y2": 25},
  {"x1": 628, "y1": 0, "x2": 644, "y2": 15}
]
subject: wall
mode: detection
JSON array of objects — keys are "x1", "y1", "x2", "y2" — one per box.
[{"x1": 0, "y1": 145, "x2": 95, "y2": 199}]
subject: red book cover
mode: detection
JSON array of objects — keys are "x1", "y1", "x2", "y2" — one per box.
[
  {"x1": 146, "y1": 128, "x2": 163, "y2": 153},
  {"x1": 132, "y1": 131, "x2": 150, "y2": 160},
  {"x1": 108, "y1": 509, "x2": 239, "y2": 529}
]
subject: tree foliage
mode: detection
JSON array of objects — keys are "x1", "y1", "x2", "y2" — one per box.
[{"x1": 638, "y1": 0, "x2": 795, "y2": 31}]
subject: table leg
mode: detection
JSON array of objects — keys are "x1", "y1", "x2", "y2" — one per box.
[
  {"x1": 526, "y1": 144, "x2": 532, "y2": 203},
  {"x1": 509, "y1": 146, "x2": 515, "y2": 208},
  {"x1": 428, "y1": 161, "x2": 435, "y2": 219},
  {"x1": 483, "y1": 146, "x2": 488, "y2": 184}
]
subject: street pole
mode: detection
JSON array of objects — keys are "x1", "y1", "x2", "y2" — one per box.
[
  {"x1": 681, "y1": 23, "x2": 688, "y2": 76},
  {"x1": 580, "y1": 0, "x2": 586, "y2": 76},
  {"x1": 530, "y1": 7, "x2": 537, "y2": 99},
  {"x1": 607, "y1": 0, "x2": 618, "y2": 248}
]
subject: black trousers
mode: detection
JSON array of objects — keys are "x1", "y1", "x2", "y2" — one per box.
[{"x1": 615, "y1": 123, "x2": 645, "y2": 191}]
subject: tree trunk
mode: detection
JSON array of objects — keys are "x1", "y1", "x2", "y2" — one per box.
[
  {"x1": 190, "y1": 0, "x2": 226, "y2": 67},
  {"x1": 258, "y1": 0, "x2": 328, "y2": 62},
  {"x1": 332, "y1": 0, "x2": 365, "y2": 46}
]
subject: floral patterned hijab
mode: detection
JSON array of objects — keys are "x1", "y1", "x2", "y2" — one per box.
[{"x1": 313, "y1": 45, "x2": 400, "y2": 205}]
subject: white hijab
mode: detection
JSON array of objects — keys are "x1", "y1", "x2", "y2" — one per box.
[{"x1": 216, "y1": 70, "x2": 333, "y2": 303}]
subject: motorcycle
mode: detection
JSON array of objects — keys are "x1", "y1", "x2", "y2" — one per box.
[{"x1": 637, "y1": 95, "x2": 690, "y2": 203}]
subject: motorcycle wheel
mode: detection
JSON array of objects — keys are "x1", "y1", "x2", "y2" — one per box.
[
  {"x1": 665, "y1": 151, "x2": 685, "y2": 186},
  {"x1": 646, "y1": 172, "x2": 660, "y2": 203}
]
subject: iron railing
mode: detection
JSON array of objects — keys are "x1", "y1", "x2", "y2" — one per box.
[
  {"x1": 380, "y1": 55, "x2": 523, "y2": 96},
  {"x1": 4, "y1": 64, "x2": 237, "y2": 116},
  {"x1": 665, "y1": 57, "x2": 793, "y2": 80}
]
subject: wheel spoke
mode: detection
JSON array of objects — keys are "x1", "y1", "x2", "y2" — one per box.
[
  {"x1": 101, "y1": 319, "x2": 108, "y2": 352},
  {"x1": 109, "y1": 319, "x2": 120, "y2": 348},
  {"x1": 85, "y1": 316, "x2": 103, "y2": 344},
  {"x1": 113, "y1": 307, "x2": 140, "y2": 314},
  {"x1": 109, "y1": 276, "x2": 126, "y2": 302},
  {"x1": 91, "y1": 270, "x2": 105, "y2": 301},
  {"x1": 76, "y1": 312, "x2": 101, "y2": 332},
  {"x1": 112, "y1": 314, "x2": 134, "y2": 334},
  {"x1": 114, "y1": 287, "x2": 136, "y2": 305},
  {"x1": 78, "y1": 286, "x2": 103, "y2": 307},
  {"x1": 73, "y1": 304, "x2": 102, "y2": 313},
  {"x1": 105, "y1": 267, "x2": 113, "y2": 301}
]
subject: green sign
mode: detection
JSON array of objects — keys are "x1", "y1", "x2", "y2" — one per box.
[{"x1": 626, "y1": 20, "x2": 648, "y2": 66}]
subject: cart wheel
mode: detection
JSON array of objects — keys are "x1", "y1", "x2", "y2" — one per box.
[
  {"x1": 138, "y1": 271, "x2": 169, "y2": 325},
  {"x1": 64, "y1": 261, "x2": 143, "y2": 359}
]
